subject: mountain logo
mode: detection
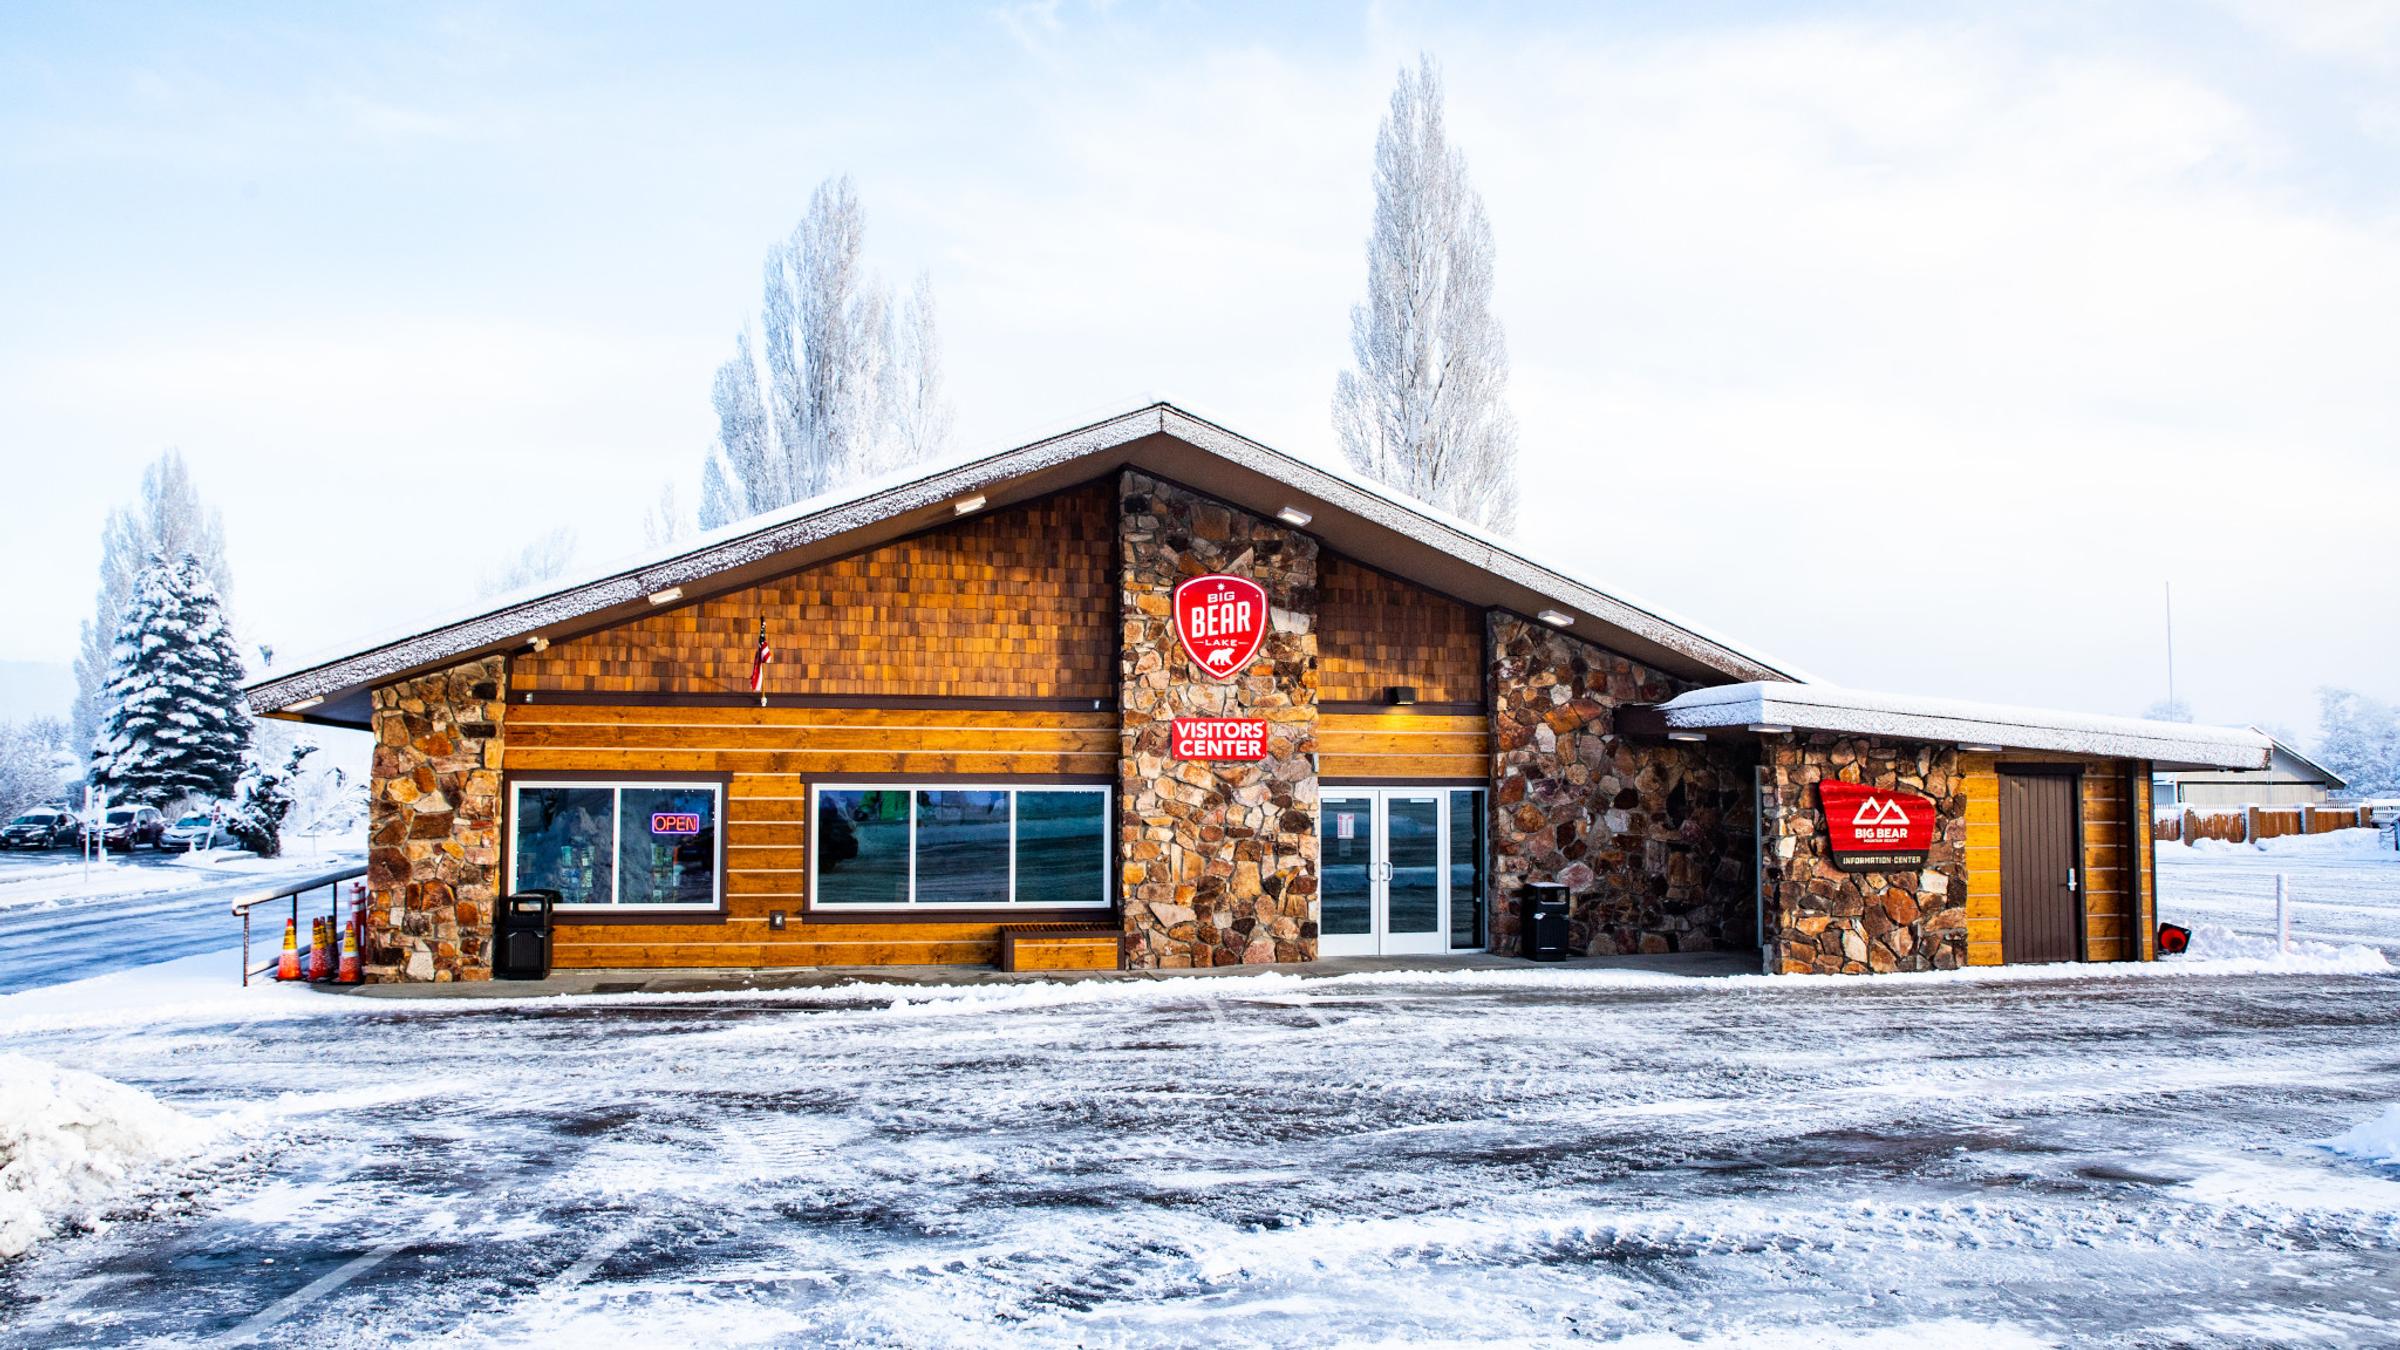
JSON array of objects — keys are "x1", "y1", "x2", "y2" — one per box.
[{"x1": 1853, "y1": 797, "x2": 1912, "y2": 828}]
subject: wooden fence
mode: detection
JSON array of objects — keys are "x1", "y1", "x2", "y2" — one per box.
[{"x1": 2154, "y1": 804, "x2": 2374, "y2": 844}]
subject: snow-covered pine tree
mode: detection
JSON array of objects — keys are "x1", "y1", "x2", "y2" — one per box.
[
  {"x1": 1331, "y1": 54, "x2": 1520, "y2": 532},
  {"x1": 72, "y1": 451, "x2": 232, "y2": 755},
  {"x1": 89, "y1": 552, "x2": 252, "y2": 808},
  {"x1": 224, "y1": 742, "x2": 310, "y2": 858},
  {"x1": 697, "y1": 177, "x2": 955, "y2": 530}
]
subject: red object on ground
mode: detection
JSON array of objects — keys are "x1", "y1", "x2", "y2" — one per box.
[
  {"x1": 2157, "y1": 923, "x2": 2191, "y2": 955},
  {"x1": 275, "y1": 917, "x2": 301, "y2": 981},
  {"x1": 337, "y1": 916, "x2": 362, "y2": 984}
]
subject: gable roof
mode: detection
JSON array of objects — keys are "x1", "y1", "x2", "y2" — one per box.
[
  {"x1": 2154, "y1": 729, "x2": 2348, "y2": 786},
  {"x1": 244, "y1": 402, "x2": 1803, "y2": 727}
]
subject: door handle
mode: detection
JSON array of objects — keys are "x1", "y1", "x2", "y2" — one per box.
[{"x1": 2066, "y1": 868, "x2": 2078, "y2": 891}]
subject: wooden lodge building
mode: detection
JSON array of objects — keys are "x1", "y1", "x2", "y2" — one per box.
[{"x1": 246, "y1": 404, "x2": 2270, "y2": 981}]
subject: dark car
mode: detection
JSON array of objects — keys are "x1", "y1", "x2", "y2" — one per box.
[
  {"x1": 1, "y1": 808, "x2": 77, "y2": 850},
  {"x1": 89, "y1": 805, "x2": 169, "y2": 851}
]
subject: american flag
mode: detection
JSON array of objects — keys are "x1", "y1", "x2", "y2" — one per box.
[{"x1": 749, "y1": 618, "x2": 774, "y2": 695}]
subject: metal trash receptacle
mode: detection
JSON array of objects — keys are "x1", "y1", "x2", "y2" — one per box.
[
  {"x1": 495, "y1": 889, "x2": 559, "y2": 980},
  {"x1": 1522, "y1": 882, "x2": 1570, "y2": 962}
]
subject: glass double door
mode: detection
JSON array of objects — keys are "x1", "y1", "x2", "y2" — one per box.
[{"x1": 1319, "y1": 788, "x2": 1485, "y2": 957}]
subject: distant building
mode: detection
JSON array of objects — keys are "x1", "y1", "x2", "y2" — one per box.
[{"x1": 2154, "y1": 732, "x2": 2345, "y2": 808}]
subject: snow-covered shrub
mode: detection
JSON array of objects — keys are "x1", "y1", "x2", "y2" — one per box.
[
  {"x1": 0, "y1": 1054, "x2": 200, "y2": 1259},
  {"x1": 222, "y1": 744, "x2": 312, "y2": 858}
]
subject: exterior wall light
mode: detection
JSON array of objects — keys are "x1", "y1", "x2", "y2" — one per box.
[
  {"x1": 1746, "y1": 723, "x2": 1792, "y2": 734},
  {"x1": 527, "y1": 636, "x2": 549, "y2": 652},
  {"x1": 1276, "y1": 506, "x2": 1313, "y2": 527},
  {"x1": 647, "y1": 586, "x2": 684, "y2": 606},
  {"x1": 284, "y1": 696, "x2": 324, "y2": 712},
  {"x1": 1667, "y1": 730, "x2": 1707, "y2": 743},
  {"x1": 953, "y1": 494, "x2": 987, "y2": 515},
  {"x1": 1537, "y1": 609, "x2": 1573, "y2": 627},
  {"x1": 1384, "y1": 685, "x2": 1417, "y2": 706},
  {"x1": 1959, "y1": 742, "x2": 2003, "y2": 753}
]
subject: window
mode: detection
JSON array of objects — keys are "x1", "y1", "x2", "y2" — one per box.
[
  {"x1": 508, "y1": 780, "x2": 721, "y2": 909},
  {"x1": 811, "y1": 783, "x2": 1110, "y2": 910}
]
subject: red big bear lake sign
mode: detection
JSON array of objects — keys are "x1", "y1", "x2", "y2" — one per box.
[
  {"x1": 1172, "y1": 574, "x2": 1269, "y2": 681},
  {"x1": 1817, "y1": 781, "x2": 1938, "y2": 871}
]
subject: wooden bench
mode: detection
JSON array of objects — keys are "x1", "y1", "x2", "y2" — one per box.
[{"x1": 997, "y1": 924, "x2": 1124, "y2": 973}]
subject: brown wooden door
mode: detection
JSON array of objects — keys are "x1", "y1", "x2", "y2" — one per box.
[{"x1": 2000, "y1": 771, "x2": 2081, "y2": 964}]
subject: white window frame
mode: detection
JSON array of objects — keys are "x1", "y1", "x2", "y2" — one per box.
[
  {"x1": 506, "y1": 778, "x2": 725, "y2": 912},
  {"x1": 808, "y1": 782, "x2": 1113, "y2": 911}
]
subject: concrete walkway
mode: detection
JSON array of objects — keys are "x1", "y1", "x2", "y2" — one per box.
[{"x1": 326, "y1": 949, "x2": 1759, "y2": 999}]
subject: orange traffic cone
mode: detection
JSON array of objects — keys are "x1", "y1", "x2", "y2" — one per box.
[
  {"x1": 337, "y1": 917, "x2": 362, "y2": 984},
  {"x1": 275, "y1": 917, "x2": 301, "y2": 981},
  {"x1": 311, "y1": 918, "x2": 334, "y2": 982}
]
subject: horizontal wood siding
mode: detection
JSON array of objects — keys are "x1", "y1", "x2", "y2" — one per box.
[
  {"x1": 1316, "y1": 553, "x2": 1485, "y2": 706},
  {"x1": 512, "y1": 481, "x2": 1116, "y2": 701},
  {"x1": 509, "y1": 704, "x2": 1118, "y2": 968},
  {"x1": 1319, "y1": 711, "x2": 1490, "y2": 782},
  {"x1": 1961, "y1": 751, "x2": 2151, "y2": 967}
]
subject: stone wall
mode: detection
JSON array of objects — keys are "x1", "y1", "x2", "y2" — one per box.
[
  {"x1": 1118, "y1": 472, "x2": 1319, "y2": 968},
  {"x1": 366, "y1": 655, "x2": 506, "y2": 982},
  {"x1": 1489, "y1": 614, "x2": 1754, "y2": 956},
  {"x1": 1760, "y1": 736, "x2": 1967, "y2": 974}
]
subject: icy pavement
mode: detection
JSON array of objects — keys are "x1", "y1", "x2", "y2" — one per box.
[
  {"x1": 1, "y1": 952, "x2": 2397, "y2": 1346},
  {"x1": 0, "y1": 846, "x2": 363, "y2": 995}
]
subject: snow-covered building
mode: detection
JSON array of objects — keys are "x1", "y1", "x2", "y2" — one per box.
[
  {"x1": 246, "y1": 404, "x2": 2269, "y2": 980},
  {"x1": 2153, "y1": 732, "x2": 2346, "y2": 808}
]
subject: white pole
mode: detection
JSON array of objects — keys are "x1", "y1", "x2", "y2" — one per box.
[{"x1": 2275, "y1": 873, "x2": 2290, "y2": 955}]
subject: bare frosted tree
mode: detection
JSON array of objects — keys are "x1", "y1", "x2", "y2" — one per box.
[
  {"x1": 890, "y1": 274, "x2": 955, "y2": 464},
  {"x1": 642, "y1": 481, "x2": 691, "y2": 550},
  {"x1": 478, "y1": 526, "x2": 580, "y2": 598},
  {"x1": 73, "y1": 451, "x2": 233, "y2": 755},
  {"x1": 698, "y1": 176, "x2": 954, "y2": 529},
  {"x1": 1332, "y1": 55, "x2": 1519, "y2": 532}
]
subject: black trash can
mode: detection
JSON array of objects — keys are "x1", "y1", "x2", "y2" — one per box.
[
  {"x1": 494, "y1": 889, "x2": 559, "y2": 980},
  {"x1": 1521, "y1": 882, "x2": 1570, "y2": 962}
]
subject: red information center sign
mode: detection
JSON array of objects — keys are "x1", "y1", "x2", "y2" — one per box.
[
  {"x1": 1817, "y1": 781, "x2": 1937, "y2": 871},
  {"x1": 1171, "y1": 718, "x2": 1269, "y2": 762},
  {"x1": 1172, "y1": 574, "x2": 1269, "y2": 681}
]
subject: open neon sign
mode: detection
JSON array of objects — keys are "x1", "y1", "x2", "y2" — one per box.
[{"x1": 650, "y1": 812, "x2": 704, "y2": 837}]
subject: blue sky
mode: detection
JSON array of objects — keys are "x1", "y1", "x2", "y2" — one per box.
[{"x1": 3, "y1": 1, "x2": 2396, "y2": 735}]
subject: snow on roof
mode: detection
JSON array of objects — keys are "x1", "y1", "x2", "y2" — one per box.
[
  {"x1": 244, "y1": 402, "x2": 1805, "y2": 722},
  {"x1": 1649, "y1": 682, "x2": 2272, "y2": 770}
]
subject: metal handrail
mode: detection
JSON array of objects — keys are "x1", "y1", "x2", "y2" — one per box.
[{"x1": 233, "y1": 863, "x2": 368, "y2": 986}]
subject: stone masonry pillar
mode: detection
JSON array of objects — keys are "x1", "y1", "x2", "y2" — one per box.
[
  {"x1": 366, "y1": 655, "x2": 506, "y2": 982},
  {"x1": 1117, "y1": 471, "x2": 1319, "y2": 968}
]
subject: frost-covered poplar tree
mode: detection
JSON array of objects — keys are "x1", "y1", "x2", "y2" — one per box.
[
  {"x1": 0, "y1": 718, "x2": 76, "y2": 817},
  {"x1": 73, "y1": 451, "x2": 231, "y2": 754},
  {"x1": 2315, "y1": 687, "x2": 2400, "y2": 796},
  {"x1": 478, "y1": 526, "x2": 580, "y2": 598},
  {"x1": 697, "y1": 177, "x2": 954, "y2": 530},
  {"x1": 90, "y1": 553, "x2": 252, "y2": 807},
  {"x1": 1331, "y1": 55, "x2": 1520, "y2": 532}
]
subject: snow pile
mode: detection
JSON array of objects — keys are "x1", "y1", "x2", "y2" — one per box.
[
  {"x1": 2180, "y1": 923, "x2": 2390, "y2": 972},
  {"x1": 2320, "y1": 1105, "x2": 2400, "y2": 1167},
  {"x1": 0, "y1": 1054, "x2": 203, "y2": 1259}
]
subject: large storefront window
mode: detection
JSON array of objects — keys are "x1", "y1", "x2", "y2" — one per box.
[
  {"x1": 509, "y1": 780, "x2": 721, "y2": 909},
  {"x1": 812, "y1": 784, "x2": 1110, "y2": 909}
]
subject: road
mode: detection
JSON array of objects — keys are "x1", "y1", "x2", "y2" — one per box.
[{"x1": 0, "y1": 848, "x2": 363, "y2": 995}]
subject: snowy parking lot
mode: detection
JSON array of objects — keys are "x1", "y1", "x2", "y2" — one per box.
[{"x1": 0, "y1": 846, "x2": 2396, "y2": 1346}]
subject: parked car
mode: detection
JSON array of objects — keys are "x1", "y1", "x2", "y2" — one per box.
[
  {"x1": 87, "y1": 805, "x2": 169, "y2": 851},
  {"x1": 1, "y1": 808, "x2": 78, "y2": 850},
  {"x1": 162, "y1": 813, "x2": 220, "y2": 852}
]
